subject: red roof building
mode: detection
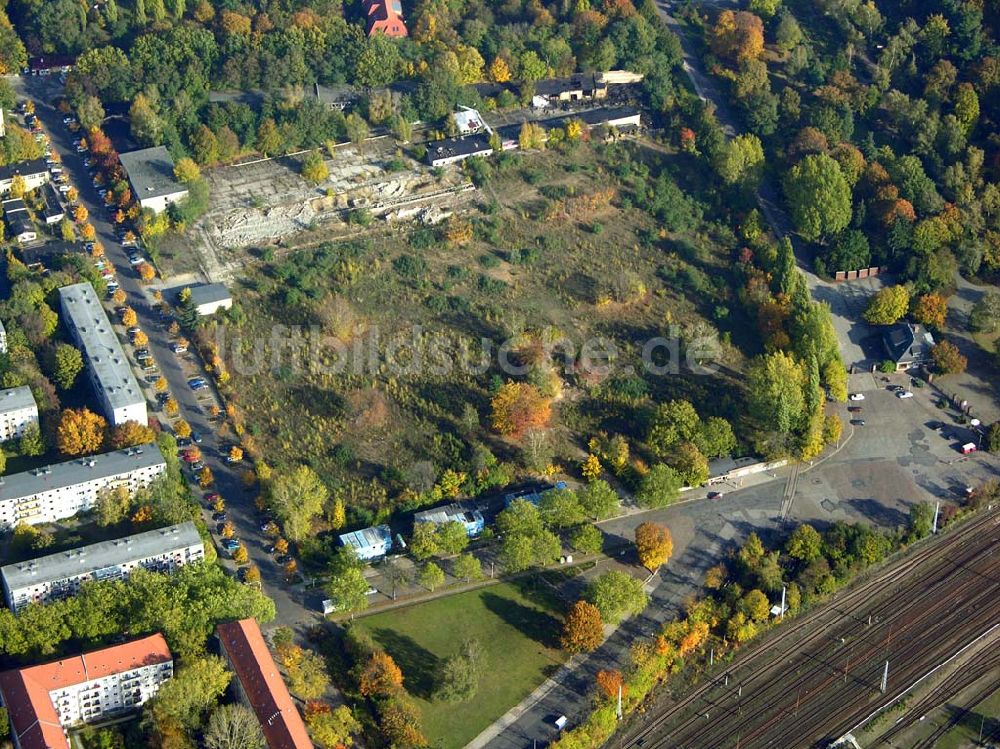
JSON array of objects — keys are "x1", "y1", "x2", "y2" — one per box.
[
  {"x1": 0, "y1": 634, "x2": 174, "y2": 749},
  {"x1": 216, "y1": 618, "x2": 313, "y2": 749},
  {"x1": 364, "y1": 0, "x2": 408, "y2": 37}
]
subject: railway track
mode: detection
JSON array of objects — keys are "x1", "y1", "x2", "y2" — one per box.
[{"x1": 615, "y1": 509, "x2": 1000, "y2": 749}]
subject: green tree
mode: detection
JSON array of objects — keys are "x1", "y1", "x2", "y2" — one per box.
[
  {"x1": 740, "y1": 589, "x2": 771, "y2": 623},
  {"x1": 436, "y1": 521, "x2": 470, "y2": 555},
  {"x1": 969, "y1": 292, "x2": 1000, "y2": 333},
  {"x1": 697, "y1": 417, "x2": 738, "y2": 459},
  {"x1": 95, "y1": 486, "x2": 132, "y2": 526},
  {"x1": 409, "y1": 522, "x2": 439, "y2": 561},
  {"x1": 714, "y1": 133, "x2": 765, "y2": 185},
  {"x1": 669, "y1": 441, "x2": 709, "y2": 486},
  {"x1": 647, "y1": 399, "x2": 700, "y2": 458},
  {"x1": 579, "y1": 479, "x2": 620, "y2": 519},
  {"x1": 345, "y1": 114, "x2": 369, "y2": 146},
  {"x1": 863, "y1": 285, "x2": 910, "y2": 325},
  {"x1": 747, "y1": 351, "x2": 806, "y2": 437},
  {"x1": 305, "y1": 704, "x2": 360, "y2": 749},
  {"x1": 269, "y1": 465, "x2": 328, "y2": 542},
  {"x1": 635, "y1": 464, "x2": 684, "y2": 508},
  {"x1": 48, "y1": 343, "x2": 84, "y2": 391},
  {"x1": 301, "y1": 152, "x2": 329, "y2": 185},
  {"x1": 953, "y1": 82, "x2": 979, "y2": 133},
  {"x1": 451, "y1": 553, "x2": 483, "y2": 583},
  {"x1": 325, "y1": 567, "x2": 370, "y2": 615},
  {"x1": 569, "y1": 524, "x2": 604, "y2": 554},
  {"x1": 785, "y1": 523, "x2": 822, "y2": 562},
  {"x1": 418, "y1": 562, "x2": 446, "y2": 591},
  {"x1": 256, "y1": 118, "x2": 281, "y2": 156},
  {"x1": 18, "y1": 422, "x2": 44, "y2": 456},
  {"x1": 783, "y1": 153, "x2": 852, "y2": 241},
  {"x1": 146, "y1": 655, "x2": 231, "y2": 732},
  {"x1": 538, "y1": 488, "x2": 585, "y2": 529},
  {"x1": 77, "y1": 96, "x2": 106, "y2": 130},
  {"x1": 908, "y1": 502, "x2": 934, "y2": 541},
  {"x1": 173, "y1": 157, "x2": 201, "y2": 184},
  {"x1": 433, "y1": 639, "x2": 482, "y2": 703},
  {"x1": 287, "y1": 649, "x2": 330, "y2": 700},
  {"x1": 499, "y1": 529, "x2": 561, "y2": 572},
  {"x1": 586, "y1": 571, "x2": 649, "y2": 625},
  {"x1": 129, "y1": 93, "x2": 163, "y2": 147},
  {"x1": 204, "y1": 704, "x2": 265, "y2": 749}
]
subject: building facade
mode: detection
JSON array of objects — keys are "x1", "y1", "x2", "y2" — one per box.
[
  {"x1": 2, "y1": 521, "x2": 203, "y2": 611},
  {"x1": 0, "y1": 386, "x2": 38, "y2": 442},
  {"x1": 0, "y1": 444, "x2": 166, "y2": 530},
  {"x1": 2, "y1": 199, "x2": 36, "y2": 243},
  {"x1": 0, "y1": 159, "x2": 49, "y2": 196},
  {"x1": 0, "y1": 634, "x2": 173, "y2": 749},
  {"x1": 186, "y1": 283, "x2": 233, "y2": 316},
  {"x1": 217, "y1": 618, "x2": 314, "y2": 749},
  {"x1": 59, "y1": 282, "x2": 147, "y2": 426}
]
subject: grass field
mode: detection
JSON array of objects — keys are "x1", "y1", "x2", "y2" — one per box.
[{"x1": 356, "y1": 580, "x2": 568, "y2": 749}]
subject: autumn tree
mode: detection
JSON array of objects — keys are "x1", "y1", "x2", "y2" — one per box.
[
  {"x1": 635, "y1": 522, "x2": 674, "y2": 573},
  {"x1": 138, "y1": 262, "x2": 156, "y2": 282},
  {"x1": 48, "y1": 343, "x2": 83, "y2": 390},
  {"x1": 490, "y1": 382, "x2": 551, "y2": 438},
  {"x1": 863, "y1": 285, "x2": 910, "y2": 325},
  {"x1": 358, "y1": 651, "x2": 403, "y2": 698},
  {"x1": 911, "y1": 293, "x2": 948, "y2": 328},
  {"x1": 595, "y1": 669, "x2": 626, "y2": 700},
  {"x1": 173, "y1": 157, "x2": 201, "y2": 184},
  {"x1": 931, "y1": 340, "x2": 967, "y2": 375},
  {"x1": 301, "y1": 152, "x2": 329, "y2": 184},
  {"x1": 57, "y1": 408, "x2": 108, "y2": 456},
  {"x1": 270, "y1": 465, "x2": 328, "y2": 542},
  {"x1": 109, "y1": 420, "x2": 155, "y2": 449},
  {"x1": 122, "y1": 307, "x2": 137, "y2": 327},
  {"x1": 560, "y1": 600, "x2": 604, "y2": 653},
  {"x1": 199, "y1": 466, "x2": 214, "y2": 488},
  {"x1": 711, "y1": 10, "x2": 765, "y2": 63}
]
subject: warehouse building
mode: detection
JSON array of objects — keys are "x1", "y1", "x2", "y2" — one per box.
[
  {"x1": 59, "y1": 282, "x2": 146, "y2": 426},
  {"x1": 0, "y1": 444, "x2": 166, "y2": 530},
  {"x1": 338, "y1": 524, "x2": 392, "y2": 561},
  {"x1": 2, "y1": 521, "x2": 203, "y2": 611}
]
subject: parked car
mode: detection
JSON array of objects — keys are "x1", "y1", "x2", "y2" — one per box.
[
  {"x1": 204, "y1": 492, "x2": 220, "y2": 502},
  {"x1": 851, "y1": 419, "x2": 866, "y2": 426},
  {"x1": 187, "y1": 378, "x2": 206, "y2": 388},
  {"x1": 848, "y1": 406, "x2": 863, "y2": 413},
  {"x1": 849, "y1": 393, "x2": 865, "y2": 401},
  {"x1": 212, "y1": 512, "x2": 227, "y2": 521},
  {"x1": 191, "y1": 431, "x2": 203, "y2": 444},
  {"x1": 171, "y1": 343, "x2": 187, "y2": 354},
  {"x1": 707, "y1": 491, "x2": 723, "y2": 500},
  {"x1": 222, "y1": 540, "x2": 240, "y2": 552},
  {"x1": 896, "y1": 391, "x2": 914, "y2": 399},
  {"x1": 176, "y1": 437, "x2": 192, "y2": 447}
]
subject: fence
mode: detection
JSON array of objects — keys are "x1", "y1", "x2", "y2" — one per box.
[{"x1": 834, "y1": 266, "x2": 889, "y2": 282}]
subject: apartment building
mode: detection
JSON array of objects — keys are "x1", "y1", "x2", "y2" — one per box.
[
  {"x1": 2, "y1": 521, "x2": 203, "y2": 611},
  {"x1": 0, "y1": 386, "x2": 38, "y2": 442},
  {"x1": 0, "y1": 634, "x2": 173, "y2": 749},
  {"x1": 0, "y1": 444, "x2": 166, "y2": 530},
  {"x1": 58, "y1": 282, "x2": 146, "y2": 426},
  {"x1": 217, "y1": 618, "x2": 313, "y2": 749}
]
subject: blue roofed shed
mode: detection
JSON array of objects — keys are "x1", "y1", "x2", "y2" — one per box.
[
  {"x1": 413, "y1": 502, "x2": 485, "y2": 538},
  {"x1": 504, "y1": 482, "x2": 567, "y2": 508},
  {"x1": 338, "y1": 524, "x2": 393, "y2": 561}
]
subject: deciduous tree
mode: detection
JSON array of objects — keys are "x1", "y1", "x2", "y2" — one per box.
[
  {"x1": 110, "y1": 420, "x2": 155, "y2": 449},
  {"x1": 931, "y1": 340, "x2": 967, "y2": 374},
  {"x1": 863, "y1": 285, "x2": 910, "y2": 325},
  {"x1": 57, "y1": 408, "x2": 107, "y2": 456},
  {"x1": 784, "y1": 153, "x2": 852, "y2": 241},
  {"x1": 587, "y1": 571, "x2": 649, "y2": 625},
  {"x1": 270, "y1": 465, "x2": 328, "y2": 542},
  {"x1": 560, "y1": 600, "x2": 604, "y2": 653},
  {"x1": 635, "y1": 522, "x2": 674, "y2": 572},
  {"x1": 204, "y1": 704, "x2": 265, "y2": 749},
  {"x1": 358, "y1": 651, "x2": 403, "y2": 698},
  {"x1": 490, "y1": 382, "x2": 551, "y2": 438}
]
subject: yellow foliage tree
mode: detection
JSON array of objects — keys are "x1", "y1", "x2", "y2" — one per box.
[
  {"x1": 198, "y1": 466, "x2": 214, "y2": 488},
  {"x1": 581, "y1": 454, "x2": 602, "y2": 481},
  {"x1": 112, "y1": 289, "x2": 127, "y2": 305},
  {"x1": 138, "y1": 262, "x2": 156, "y2": 282},
  {"x1": 233, "y1": 544, "x2": 249, "y2": 564},
  {"x1": 73, "y1": 204, "x2": 89, "y2": 223},
  {"x1": 164, "y1": 398, "x2": 179, "y2": 417},
  {"x1": 175, "y1": 420, "x2": 192, "y2": 439},
  {"x1": 132, "y1": 331, "x2": 149, "y2": 348},
  {"x1": 488, "y1": 56, "x2": 511, "y2": 83},
  {"x1": 131, "y1": 504, "x2": 152, "y2": 524},
  {"x1": 228, "y1": 446, "x2": 244, "y2": 462},
  {"x1": 122, "y1": 308, "x2": 137, "y2": 327},
  {"x1": 490, "y1": 381, "x2": 551, "y2": 438},
  {"x1": 57, "y1": 408, "x2": 108, "y2": 456}
]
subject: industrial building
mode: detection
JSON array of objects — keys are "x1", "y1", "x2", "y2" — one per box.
[
  {"x1": 338, "y1": 524, "x2": 392, "y2": 561},
  {"x1": 59, "y1": 282, "x2": 147, "y2": 426},
  {"x1": 0, "y1": 634, "x2": 173, "y2": 749},
  {"x1": 0, "y1": 444, "x2": 166, "y2": 530},
  {"x1": 413, "y1": 502, "x2": 485, "y2": 537},
  {"x1": 2, "y1": 522, "x2": 203, "y2": 611}
]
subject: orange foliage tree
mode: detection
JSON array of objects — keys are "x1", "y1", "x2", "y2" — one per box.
[
  {"x1": 911, "y1": 293, "x2": 948, "y2": 328},
  {"x1": 635, "y1": 522, "x2": 674, "y2": 573},
  {"x1": 358, "y1": 651, "x2": 404, "y2": 698},
  {"x1": 490, "y1": 382, "x2": 551, "y2": 438},
  {"x1": 560, "y1": 600, "x2": 604, "y2": 654},
  {"x1": 57, "y1": 408, "x2": 108, "y2": 456},
  {"x1": 109, "y1": 420, "x2": 155, "y2": 449},
  {"x1": 595, "y1": 669, "x2": 627, "y2": 700},
  {"x1": 710, "y1": 10, "x2": 764, "y2": 63}
]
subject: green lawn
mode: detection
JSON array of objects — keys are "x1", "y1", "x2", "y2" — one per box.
[{"x1": 356, "y1": 580, "x2": 568, "y2": 749}]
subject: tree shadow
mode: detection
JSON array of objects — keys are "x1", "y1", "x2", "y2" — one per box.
[
  {"x1": 369, "y1": 627, "x2": 440, "y2": 699},
  {"x1": 481, "y1": 591, "x2": 562, "y2": 650}
]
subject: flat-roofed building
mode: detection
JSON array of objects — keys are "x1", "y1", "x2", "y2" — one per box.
[
  {"x1": 217, "y1": 618, "x2": 313, "y2": 749},
  {"x1": 119, "y1": 147, "x2": 189, "y2": 214},
  {"x1": 2, "y1": 521, "x2": 203, "y2": 611},
  {"x1": 186, "y1": 283, "x2": 233, "y2": 316},
  {"x1": 0, "y1": 386, "x2": 38, "y2": 442},
  {"x1": 0, "y1": 444, "x2": 166, "y2": 530},
  {"x1": 59, "y1": 282, "x2": 146, "y2": 426},
  {"x1": 0, "y1": 634, "x2": 173, "y2": 749},
  {"x1": 414, "y1": 501, "x2": 485, "y2": 537},
  {"x1": 338, "y1": 524, "x2": 392, "y2": 561}
]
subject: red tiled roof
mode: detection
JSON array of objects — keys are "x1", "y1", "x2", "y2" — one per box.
[
  {"x1": 216, "y1": 619, "x2": 313, "y2": 749},
  {"x1": 0, "y1": 634, "x2": 172, "y2": 749},
  {"x1": 363, "y1": 0, "x2": 408, "y2": 37}
]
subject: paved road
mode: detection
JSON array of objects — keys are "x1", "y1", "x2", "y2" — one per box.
[{"x1": 14, "y1": 77, "x2": 313, "y2": 635}]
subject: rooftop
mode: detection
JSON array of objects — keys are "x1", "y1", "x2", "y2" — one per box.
[
  {"x1": 2, "y1": 198, "x2": 28, "y2": 215},
  {"x1": 0, "y1": 634, "x2": 171, "y2": 749},
  {"x1": 21, "y1": 241, "x2": 81, "y2": 268},
  {"x1": 533, "y1": 73, "x2": 603, "y2": 97},
  {"x1": 426, "y1": 134, "x2": 494, "y2": 160},
  {"x1": 217, "y1": 618, "x2": 313, "y2": 749},
  {"x1": 58, "y1": 282, "x2": 144, "y2": 414},
  {"x1": 2, "y1": 521, "x2": 200, "y2": 591},
  {"x1": 883, "y1": 323, "x2": 935, "y2": 363},
  {"x1": 186, "y1": 283, "x2": 232, "y2": 308},
  {"x1": 43, "y1": 184, "x2": 65, "y2": 218},
  {"x1": 0, "y1": 159, "x2": 48, "y2": 183},
  {"x1": 0, "y1": 443, "x2": 165, "y2": 504},
  {"x1": 339, "y1": 524, "x2": 391, "y2": 552},
  {"x1": 119, "y1": 147, "x2": 187, "y2": 201},
  {"x1": 414, "y1": 502, "x2": 482, "y2": 526},
  {"x1": 0, "y1": 385, "x2": 37, "y2": 416}
]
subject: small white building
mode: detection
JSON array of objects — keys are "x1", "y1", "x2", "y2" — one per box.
[
  {"x1": 2, "y1": 198, "x2": 36, "y2": 243},
  {"x1": 0, "y1": 444, "x2": 166, "y2": 530},
  {"x1": 59, "y1": 282, "x2": 146, "y2": 426},
  {"x1": 0, "y1": 319, "x2": 8, "y2": 354},
  {"x1": 0, "y1": 385, "x2": 38, "y2": 442},
  {"x1": 0, "y1": 159, "x2": 49, "y2": 196},
  {"x1": 186, "y1": 283, "x2": 233, "y2": 316},
  {"x1": 0, "y1": 634, "x2": 174, "y2": 749},
  {"x1": 2, "y1": 521, "x2": 204, "y2": 611},
  {"x1": 119, "y1": 146, "x2": 189, "y2": 214}
]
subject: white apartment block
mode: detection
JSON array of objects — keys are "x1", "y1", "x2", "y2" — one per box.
[
  {"x1": 58, "y1": 283, "x2": 147, "y2": 426},
  {"x1": 0, "y1": 444, "x2": 166, "y2": 530},
  {"x1": 0, "y1": 386, "x2": 37, "y2": 442},
  {"x1": 0, "y1": 319, "x2": 7, "y2": 353},
  {"x1": 2, "y1": 521, "x2": 203, "y2": 611},
  {"x1": 0, "y1": 634, "x2": 173, "y2": 749}
]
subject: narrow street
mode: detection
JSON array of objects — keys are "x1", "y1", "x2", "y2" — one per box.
[{"x1": 14, "y1": 77, "x2": 315, "y2": 635}]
